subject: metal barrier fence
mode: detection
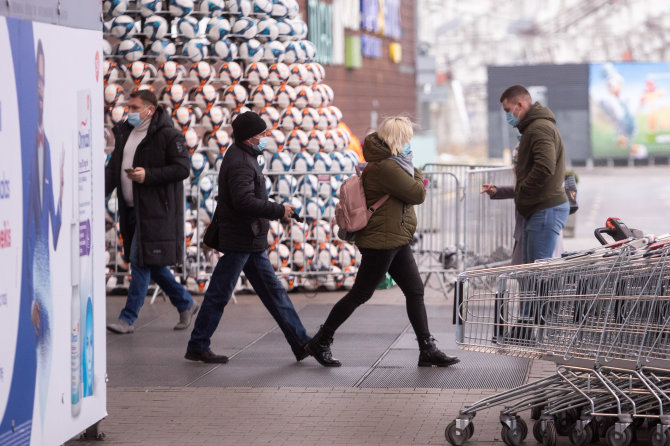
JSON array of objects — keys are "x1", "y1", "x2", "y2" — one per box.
[{"x1": 104, "y1": 162, "x2": 516, "y2": 297}]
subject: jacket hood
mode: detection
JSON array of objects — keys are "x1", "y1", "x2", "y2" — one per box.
[
  {"x1": 147, "y1": 106, "x2": 174, "y2": 135},
  {"x1": 517, "y1": 102, "x2": 556, "y2": 133},
  {"x1": 362, "y1": 133, "x2": 392, "y2": 162}
]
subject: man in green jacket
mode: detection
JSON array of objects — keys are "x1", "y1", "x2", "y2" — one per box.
[{"x1": 500, "y1": 85, "x2": 569, "y2": 263}]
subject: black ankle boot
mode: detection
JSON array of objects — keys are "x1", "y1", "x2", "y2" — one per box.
[
  {"x1": 305, "y1": 326, "x2": 341, "y2": 367},
  {"x1": 418, "y1": 336, "x2": 460, "y2": 367}
]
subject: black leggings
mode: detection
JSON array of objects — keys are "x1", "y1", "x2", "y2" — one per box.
[{"x1": 323, "y1": 243, "x2": 431, "y2": 339}]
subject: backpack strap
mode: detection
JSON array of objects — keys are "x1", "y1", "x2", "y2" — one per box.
[{"x1": 361, "y1": 161, "x2": 390, "y2": 213}]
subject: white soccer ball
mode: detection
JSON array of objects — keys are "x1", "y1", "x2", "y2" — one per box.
[
  {"x1": 307, "y1": 130, "x2": 327, "y2": 156},
  {"x1": 221, "y1": 84, "x2": 248, "y2": 109},
  {"x1": 192, "y1": 83, "x2": 219, "y2": 108},
  {"x1": 292, "y1": 20, "x2": 308, "y2": 40},
  {"x1": 207, "y1": 129, "x2": 232, "y2": 157},
  {"x1": 231, "y1": 17, "x2": 257, "y2": 39},
  {"x1": 163, "y1": 83, "x2": 187, "y2": 107},
  {"x1": 287, "y1": 63, "x2": 308, "y2": 86},
  {"x1": 305, "y1": 198, "x2": 325, "y2": 222},
  {"x1": 279, "y1": 105, "x2": 302, "y2": 129},
  {"x1": 338, "y1": 243, "x2": 356, "y2": 267},
  {"x1": 308, "y1": 84, "x2": 325, "y2": 108},
  {"x1": 212, "y1": 39, "x2": 238, "y2": 61},
  {"x1": 184, "y1": 128, "x2": 202, "y2": 153},
  {"x1": 316, "y1": 175, "x2": 335, "y2": 199},
  {"x1": 265, "y1": 128, "x2": 286, "y2": 153},
  {"x1": 283, "y1": 41, "x2": 305, "y2": 65},
  {"x1": 178, "y1": 15, "x2": 200, "y2": 39},
  {"x1": 301, "y1": 40, "x2": 317, "y2": 61},
  {"x1": 103, "y1": 39, "x2": 113, "y2": 57},
  {"x1": 293, "y1": 243, "x2": 315, "y2": 268},
  {"x1": 269, "y1": 151, "x2": 292, "y2": 172},
  {"x1": 201, "y1": 105, "x2": 227, "y2": 131},
  {"x1": 109, "y1": 105, "x2": 128, "y2": 126},
  {"x1": 268, "y1": 62, "x2": 289, "y2": 85},
  {"x1": 238, "y1": 39, "x2": 264, "y2": 63},
  {"x1": 296, "y1": 174, "x2": 319, "y2": 197},
  {"x1": 263, "y1": 41, "x2": 285, "y2": 64},
  {"x1": 173, "y1": 106, "x2": 195, "y2": 129},
  {"x1": 158, "y1": 60, "x2": 184, "y2": 85},
  {"x1": 268, "y1": 243, "x2": 291, "y2": 268},
  {"x1": 278, "y1": 266, "x2": 296, "y2": 290},
  {"x1": 244, "y1": 61, "x2": 269, "y2": 85},
  {"x1": 182, "y1": 39, "x2": 209, "y2": 62},
  {"x1": 309, "y1": 63, "x2": 326, "y2": 83},
  {"x1": 200, "y1": 0, "x2": 225, "y2": 16},
  {"x1": 139, "y1": 0, "x2": 162, "y2": 17},
  {"x1": 250, "y1": 84, "x2": 275, "y2": 109},
  {"x1": 288, "y1": 221, "x2": 308, "y2": 243},
  {"x1": 150, "y1": 39, "x2": 176, "y2": 63},
  {"x1": 104, "y1": 0, "x2": 129, "y2": 17},
  {"x1": 252, "y1": 0, "x2": 273, "y2": 16},
  {"x1": 267, "y1": 220, "x2": 285, "y2": 246},
  {"x1": 226, "y1": 0, "x2": 252, "y2": 16},
  {"x1": 110, "y1": 15, "x2": 136, "y2": 39},
  {"x1": 143, "y1": 15, "x2": 169, "y2": 40},
  {"x1": 270, "y1": 0, "x2": 289, "y2": 19},
  {"x1": 274, "y1": 174, "x2": 297, "y2": 197},
  {"x1": 169, "y1": 0, "x2": 194, "y2": 17},
  {"x1": 128, "y1": 61, "x2": 152, "y2": 84},
  {"x1": 291, "y1": 151, "x2": 314, "y2": 173},
  {"x1": 276, "y1": 18, "x2": 295, "y2": 41},
  {"x1": 259, "y1": 106, "x2": 280, "y2": 129},
  {"x1": 219, "y1": 61, "x2": 243, "y2": 84},
  {"x1": 293, "y1": 86, "x2": 314, "y2": 110},
  {"x1": 324, "y1": 266, "x2": 343, "y2": 291},
  {"x1": 257, "y1": 17, "x2": 279, "y2": 40},
  {"x1": 285, "y1": 0, "x2": 299, "y2": 18},
  {"x1": 206, "y1": 17, "x2": 231, "y2": 42},
  {"x1": 118, "y1": 38, "x2": 144, "y2": 62},
  {"x1": 104, "y1": 60, "x2": 123, "y2": 84},
  {"x1": 330, "y1": 151, "x2": 348, "y2": 171}
]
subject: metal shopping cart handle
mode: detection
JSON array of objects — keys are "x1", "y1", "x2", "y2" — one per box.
[{"x1": 593, "y1": 217, "x2": 642, "y2": 245}]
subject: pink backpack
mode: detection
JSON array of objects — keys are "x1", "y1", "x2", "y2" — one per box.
[{"x1": 335, "y1": 162, "x2": 389, "y2": 237}]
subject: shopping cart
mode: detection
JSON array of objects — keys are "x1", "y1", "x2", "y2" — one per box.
[{"x1": 445, "y1": 219, "x2": 670, "y2": 446}]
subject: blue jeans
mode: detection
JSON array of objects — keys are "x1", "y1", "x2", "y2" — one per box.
[
  {"x1": 188, "y1": 251, "x2": 310, "y2": 356},
  {"x1": 523, "y1": 201, "x2": 570, "y2": 264},
  {"x1": 119, "y1": 210, "x2": 194, "y2": 325}
]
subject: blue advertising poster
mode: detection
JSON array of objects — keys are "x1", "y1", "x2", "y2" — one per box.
[{"x1": 590, "y1": 62, "x2": 670, "y2": 158}]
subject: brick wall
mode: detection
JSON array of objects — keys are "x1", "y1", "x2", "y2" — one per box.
[{"x1": 297, "y1": 0, "x2": 417, "y2": 143}]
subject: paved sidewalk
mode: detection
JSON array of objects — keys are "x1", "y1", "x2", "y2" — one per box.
[{"x1": 66, "y1": 284, "x2": 565, "y2": 446}]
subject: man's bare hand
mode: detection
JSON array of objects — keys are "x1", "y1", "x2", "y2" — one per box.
[
  {"x1": 127, "y1": 167, "x2": 146, "y2": 184},
  {"x1": 282, "y1": 203, "x2": 296, "y2": 221},
  {"x1": 481, "y1": 184, "x2": 497, "y2": 197}
]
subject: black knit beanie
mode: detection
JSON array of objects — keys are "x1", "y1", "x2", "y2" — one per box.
[{"x1": 232, "y1": 111, "x2": 267, "y2": 142}]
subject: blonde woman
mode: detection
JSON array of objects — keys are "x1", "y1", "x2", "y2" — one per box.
[{"x1": 305, "y1": 117, "x2": 460, "y2": 368}]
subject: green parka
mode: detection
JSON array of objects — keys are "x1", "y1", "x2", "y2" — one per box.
[
  {"x1": 354, "y1": 133, "x2": 426, "y2": 250},
  {"x1": 514, "y1": 102, "x2": 567, "y2": 219}
]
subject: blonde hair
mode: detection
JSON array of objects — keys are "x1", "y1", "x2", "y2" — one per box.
[{"x1": 377, "y1": 116, "x2": 414, "y2": 155}]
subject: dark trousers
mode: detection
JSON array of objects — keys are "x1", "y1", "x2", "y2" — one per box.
[
  {"x1": 323, "y1": 244, "x2": 431, "y2": 339},
  {"x1": 188, "y1": 250, "x2": 310, "y2": 357}
]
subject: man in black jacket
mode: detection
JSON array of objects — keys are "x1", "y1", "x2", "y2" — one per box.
[
  {"x1": 105, "y1": 90, "x2": 199, "y2": 334},
  {"x1": 185, "y1": 111, "x2": 311, "y2": 364}
]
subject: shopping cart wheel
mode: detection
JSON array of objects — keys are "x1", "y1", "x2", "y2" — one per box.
[
  {"x1": 605, "y1": 425, "x2": 632, "y2": 446},
  {"x1": 445, "y1": 420, "x2": 470, "y2": 445},
  {"x1": 543, "y1": 421, "x2": 557, "y2": 446},
  {"x1": 568, "y1": 422, "x2": 593, "y2": 446},
  {"x1": 650, "y1": 425, "x2": 670, "y2": 446},
  {"x1": 556, "y1": 409, "x2": 579, "y2": 436},
  {"x1": 501, "y1": 422, "x2": 525, "y2": 446},
  {"x1": 533, "y1": 420, "x2": 545, "y2": 443}
]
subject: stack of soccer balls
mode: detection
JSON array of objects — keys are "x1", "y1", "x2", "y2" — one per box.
[{"x1": 103, "y1": 0, "x2": 361, "y2": 292}]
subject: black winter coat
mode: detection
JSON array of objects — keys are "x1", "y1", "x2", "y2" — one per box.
[
  {"x1": 105, "y1": 106, "x2": 190, "y2": 266},
  {"x1": 210, "y1": 142, "x2": 284, "y2": 252}
]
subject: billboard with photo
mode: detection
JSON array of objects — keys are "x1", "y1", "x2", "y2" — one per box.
[
  {"x1": 0, "y1": 16, "x2": 106, "y2": 445},
  {"x1": 590, "y1": 62, "x2": 670, "y2": 159}
]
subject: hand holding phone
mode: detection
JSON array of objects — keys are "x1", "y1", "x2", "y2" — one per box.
[{"x1": 125, "y1": 168, "x2": 134, "y2": 174}]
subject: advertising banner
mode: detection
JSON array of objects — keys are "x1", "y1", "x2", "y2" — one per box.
[
  {"x1": 0, "y1": 16, "x2": 106, "y2": 445},
  {"x1": 590, "y1": 62, "x2": 670, "y2": 159}
]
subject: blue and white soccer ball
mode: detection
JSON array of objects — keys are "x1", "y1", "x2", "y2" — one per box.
[
  {"x1": 322, "y1": 196, "x2": 338, "y2": 221},
  {"x1": 296, "y1": 174, "x2": 319, "y2": 197},
  {"x1": 178, "y1": 16, "x2": 200, "y2": 39},
  {"x1": 150, "y1": 39, "x2": 176, "y2": 63},
  {"x1": 169, "y1": 0, "x2": 194, "y2": 17},
  {"x1": 118, "y1": 38, "x2": 144, "y2": 62},
  {"x1": 301, "y1": 40, "x2": 317, "y2": 61},
  {"x1": 104, "y1": 0, "x2": 129, "y2": 17},
  {"x1": 285, "y1": 0, "x2": 299, "y2": 18},
  {"x1": 142, "y1": 15, "x2": 169, "y2": 40},
  {"x1": 282, "y1": 196, "x2": 303, "y2": 219},
  {"x1": 253, "y1": 0, "x2": 273, "y2": 16},
  {"x1": 212, "y1": 39, "x2": 238, "y2": 61},
  {"x1": 226, "y1": 0, "x2": 253, "y2": 16},
  {"x1": 199, "y1": 0, "x2": 225, "y2": 16},
  {"x1": 265, "y1": 176, "x2": 273, "y2": 195},
  {"x1": 276, "y1": 18, "x2": 296, "y2": 41},
  {"x1": 292, "y1": 20, "x2": 308, "y2": 39},
  {"x1": 307, "y1": 130, "x2": 327, "y2": 155},
  {"x1": 270, "y1": 0, "x2": 289, "y2": 19},
  {"x1": 304, "y1": 198, "x2": 325, "y2": 222},
  {"x1": 190, "y1": 151, "x2": 207, "y2": 178},
  {"x1": 257, "y1": 17, "x2": 279, "y2": 40},
  {"x1": 182, "y1": 39, "x2": 209, "y2": 62},
  {"x1": 291, "y1": 151, "x2": 314, "y2": 173},
  {"x1": 231, "y1": 17, "x2": 257, "y2": 39},
  {"x1": 274, "y1": 174, "x2": 298, "y2": 197},
  {"x1": 283, "y1": 41, "x2": 305, "y2": 64},
  {"x1": 206, "y1": 17, "x2": 231, "y2": 42},
  {"x1": 139, "y1": 0, "x2": 162, "y2": 17},
  {"x1": 263, "y1": 41, "x2": 285, "y2": 64},
  {"x1": 330, "y1": 151, "x2": 347, "y2": 172},
  {"x1": 316, "y1": 176, "x2": 335, "y2": 200},
  {"x1": 269, "y1": 151, "x2": 292, "y2": 172},
  {"x1": 238, "y1": 39, "x2": 264, "y2": 63},
  {"x1": 339, "y1": 150, "x2": 356, "y2": 171},
  {"x1": 285, "y1": 128, "x2": 308, "y2": 154},
  {"x1": 257, "y1": 153, "x2": 266, "y2": 171},
  {"x1": 110, "y1": 15, "x2": 136, "y2": 39}
]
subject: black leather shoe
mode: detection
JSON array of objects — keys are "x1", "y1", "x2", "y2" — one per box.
[
  {"x1": 418, "y1": 337, "x2": 460, "y2": 367},
  {"x1": 304, "y1": 326, "x2": 341, "y2": 367},
  {"x1": 184, "y1": 349, "x2": 229, "y2": 364}
]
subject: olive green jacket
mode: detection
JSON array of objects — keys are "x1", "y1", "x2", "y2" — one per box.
[
  {"x1": 514, "y1": 102, "x2": 567, "y2": 219},
  {"x1": 355, "y1": 133, "x2": 425, "y2": 250}
]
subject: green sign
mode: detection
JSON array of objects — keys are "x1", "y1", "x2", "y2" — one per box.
[{"x1": 308, "y1": 0, "x2": 333, "y2": 65}]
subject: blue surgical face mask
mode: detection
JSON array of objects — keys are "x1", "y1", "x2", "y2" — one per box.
[
  {"x1": 401, "y1": 143, "x2": 412, "y2": 156},
  {"x1": 253, "y1": 138, "x2": 267, "y2": 152},
  {"x1": 127, "y1": 112, "x2": 142, "y2": 127},
  {"x1": 506, "y1": 105, "x2": 520, "y2": 127}
]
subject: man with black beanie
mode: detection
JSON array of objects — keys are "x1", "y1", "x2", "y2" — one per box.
[{"x1": 185, "y1": 111, "x2": 313, "y2": 364}]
